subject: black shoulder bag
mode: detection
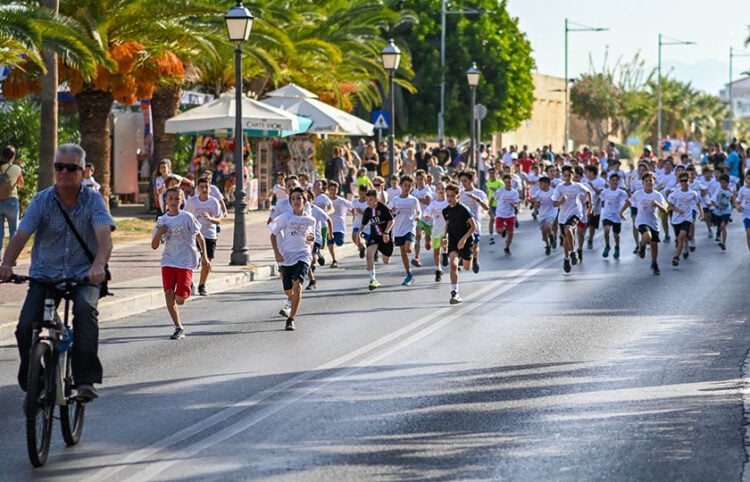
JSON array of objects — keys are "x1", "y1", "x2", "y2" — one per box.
[{"x1": 55, "y1": 199, "x2": 112, "y2": 298}]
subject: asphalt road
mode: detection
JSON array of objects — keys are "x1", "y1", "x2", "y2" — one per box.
[{"x1": 0, "y1": 215, "x2": 748, "y2": 481}]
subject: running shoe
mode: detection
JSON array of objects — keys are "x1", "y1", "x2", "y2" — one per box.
[
  {"x1": 638, "y1": 243, "x2": 646, "y2": 259},
  {"x1": 672, "y1": 256, "x2": 679, "y2": 267},
  {"x1": 570, "y1": 251, "x2": 578, "y2": 266},
  {"x1": 279, "y1": 301, "x2": 291, "y2": 318},
  {"x1": 402, "y1": 274, "x2": 415, "y2": 286},
  {"x1": 450, "y1": 290, "x2": 462, "y2": 304},
  {"x1": 411, "y1": 257, "x2": 422, "y2": 267},
  {"x1": 285, "y1": 318, "x2": 296, "y2": 331},
  {"x1": 489, "y1": 237, "x2": 495, "y2": 245},
  {"x1": 613, "y1": 246, "x2": 620, "y2": 259},
  {"x1": 369, "y1": 278, "x2": 381, "y2": 291},
  {"x1": 441, "y1": 251, "x2": 449, "y2": 267},
  {"x1": 545, "y1": 245, "x2": 551, "y2": 256},
  {"x1": 651, "y1": 262, "x2": 660, "y2": 276},
  {"x1": 359, "y1": 245, "x2": 366, "y2": 259},
  {"x1": 577, "y1": 249, "x2": 583, "y2": 262},
  {"x1": 472, "y1": 259, "x2": 480, "y2": 272},
  {"x1": 305, "y1": 279, "x2": 317, "y2": 290},
  {"x1": 501, "y1": 230, "x2": 507, "y2": 238},
  {"x1": 663, "y1": 235, "x2": 671, "y2": 244},
  {"x1": 718, "y1": 242, "x2": 726, "y2": 251},
  {"x1": 318, "y1": 253, "x2": 326, "y2": 266},
  {"x1": 587, "y1": 239, "x2": 593, "y2": 250},
  {"x1": 683, "y1": 250, "x2": 689, "y2": 260},
  {"x1": 514, "y1": 219, "x2": 520, "y2": 228},
  {"x1": 602, "y1": 246, "x2": 610, "y2": 258},
  {"x1": 549, "y1": 234, "x2": 557, "y2": 249},
  {"x1": 435, "y1": 270, "x2": 442, "y2": 283},
  {"x1": 563, "y1": 258, "x2": 571, "y2": 273},
  {"x1": 198, "y1": 284, "x2": 207, "y2": 296},
  {"x1": 504, "y1": 247, "x2": 511, "y2": 256},
  {"x1": 330, "y1": 260, "x2": 338, "y2": 268},
  {"x1": 633, "y1": 247, "x2": 639, "y2": 254},
  {"x1": 170, "y1": 327, "x2": 185, "y2": 340}
]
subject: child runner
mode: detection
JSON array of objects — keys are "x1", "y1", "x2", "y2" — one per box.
[
  {"x1": 493, "y1": 174, "x2": 520, "y2": 255},
  {"x1": 412, "y1": 169, "x2": 434, "y2": 266},
  {"x1": 184, "y1": 177, "x2": 222, "y2": 296},
  {"x1": 388, "y1": 174, "x2": 421, "y2": 286},
  {"x1": 734, "y1": 170, "x2": 750, "y2": 255},
  {"x1": 600, "y1": 173, "x2": 629, "y2": 259},
  {"x1": 485, "y1": 167, "x2": 504, "y2": 245},
  {"x1": 357, "y1": 189, "x2": 394, "y2": 290},
  {"x1": 531, "y1": 176, "x2": 557, "y2": 255},
  {"x1": 552, "y1": 165, "x2": 592, "y2": 273},
  {"x1": 584, "y1": 164, "x2": 606, "y2": 250},
  {"x1": 325, "y1": 180, "x2": 352, "y2": 268},
  {"x1": 710, "y1": 174, "x2": 736, "y2": 251},
  {"x1": 458, "y1": 170, "x2": 489, "y2": 273},
  {"x1": 351, "y1": 184, "x2": 369, "y2": 258},
  {"x1": 442, "y1": 183, "x2": 477, "y2": 304},
  {"x1": 422, "y1": 181, "x2": 449, "y2": 281},
  {"x1": 667, "y1": 172, "x2": 703, "y2": 265},
  {"x1": 269, "y1": 187, "x2": 317, "y2": 331},
  {"x1": 619, "y1": 172, "x2": 667, "y2": 275},
  {"x1": 151, "y1": 187, "x2": 210, "y2": 340},
  {"x1": 304, "y1": 189, "x2": 333, "y2": 290}
]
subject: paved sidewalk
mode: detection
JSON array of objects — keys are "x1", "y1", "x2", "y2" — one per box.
[{"x1": 0, "y1": 206, "x2": 357, "y2": 341}]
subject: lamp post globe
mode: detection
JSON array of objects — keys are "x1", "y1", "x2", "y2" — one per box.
[
  {"x1": 466, "y1": 62, "x2": 480, "y2": 169},
  {"x1": 225, "y1": 0, "x2": 254, "y2": 266},
  {"x1": 381, "y1": 39, "x2": 401, "y2": 179}
]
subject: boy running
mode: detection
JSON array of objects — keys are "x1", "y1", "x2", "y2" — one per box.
[
  {"x1": 423, "y1": 182, "x2": 449, "y2": 281},
  {"x1": 485, "y1": 168, "x2": 504, "y2": 244},
  {"x1": 184, "y1": 177, "x2": 222, "y2": 296},
  {"x1": 326, "y1": 180, "x2": 352, "y2": 268},
  {"x1": 388, "y1": 174, "x2": 421, "y2": 286},
  {"x1": 600, "y1": 173, "x2": 629, "y2": 259},
  {"x1": 710, "y1": 174, "x2": 736, "y2": 251},
  {"x1": 552, "y1": 165, "x2": 592, "y2": 273},
  {"x1": 357, "y1": 189, "x2": 394, "y2": 290},
  {"x1": 151, "y1": 187, "x2": 210, "y2": 340},
  {"x1": 667, "y1": 172, "x2": 703, "y2": 265},
  {"x1": 458, "y1": 171, "x2": 489, "y2": 273},
  {"x1": 412, "y1": 169, "x2": 433, "y2": 266},
  {"x1": 493, "y1": 174, "x2": 520, "y2": 255},
  {"x1": 442, "y1": 183, "x2": 476, "y2": 304},
  {"x1": 620, "y1": 172, "x2": 668, "y2": 275},
  {"x1": 531, "y1": 176, "x2": 557, "y2": 255}
]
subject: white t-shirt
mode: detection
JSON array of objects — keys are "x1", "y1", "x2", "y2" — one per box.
[
  {"x1": 657, "y1": 171, "x2": 677, "y2": 196},
  {"x1": 154, "y1": 211, "x2": 201, "y2": 269},
  {"x1": 423, "y1": 199, "x2": 449, "y2": 237},
  {"x1": 268, "y1": 210, "x2": 316, "y2": 266},
  {"x1": 388, "y1": 194, "x2": 421, "y2": 237},
  {"x1": 309, "y1": 204, "x2": 330, "y2": 245},
  {"x1": 584, "y1": 177, "x2": 606, "y2": 215},
  {"x1": 412, "y1": 185, "x2": 433, "y2": 206},
  {"x1": 551, "y1": 182, "x2": 589, "y2": 224},
  {"x1": 711, "y1": 188, "x2": 733, "y2": 215},
  {"x1": 185, "y1": 195, "x2": 222, "y2": 240},
  {"x1": 493, "y1": 188, "x2": 520, "y2": 218},
  {"x1": 526, "y1": 172, "x2": 540, "y2": 197},
  {"x1": 631, "y1": 189, "x2": 666, "y2": 230},
  {"x1": 351, "y1": 197, "x2": 369, "y2": 233},
  {"x1": 386, "y1": 186, "x2": 401, "y2": 201},
  {"x1": 329, "y1": 196, "x2": 352, "y2": 233},
  {"x1": 667, "y1": 189, "x2": 700, "y2": 225},
  {"x1": 737, "y1": 186, "x2": 750, "y2": 220},
  {"x1": 600, "y1": 187, "x2": 629, "y2": 223},
  {"x1": 459, "y1": 187, "x2": 488, "y2": 232},
  {"x1": 209, "y1": 184, "x2": 225, "y2": 202},
  {"x1": 314, "y1": 193, "x2": 332, "y2": 212},
  {"x1": 533, "y1": 188, "x2": 556, "y2": 222},
  {"x1": 272, "y1": 184, "x2": 287, "y2": 203}
]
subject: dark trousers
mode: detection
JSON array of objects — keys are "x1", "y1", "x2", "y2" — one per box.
[{"x1": 15, "y1": 282, "x2": 102, "y2": 390}]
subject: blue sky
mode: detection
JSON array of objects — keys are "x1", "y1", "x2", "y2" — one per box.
[{"x1": 505, "y1": 0, "x2": 750, "y2": 94}]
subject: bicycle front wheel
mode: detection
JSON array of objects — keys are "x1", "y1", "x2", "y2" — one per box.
[
  {"x1": 60, "y1": 354, "x2": 85, "y2": 446},
  {"x1": 26, "y1": 342, "x2": 55, "y2": 467}
]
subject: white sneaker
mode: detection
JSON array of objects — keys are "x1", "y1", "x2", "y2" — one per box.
[{"x1": 279, "y1": 300, "x2": 291, "y2": 318}]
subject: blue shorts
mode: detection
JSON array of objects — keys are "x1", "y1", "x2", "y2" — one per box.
[
  {"x1": 473, "y1": 233, "x2": 481, "y2": 244},
  {"x1": 331, "y1": 231, "x2": 345, "y2": 246},
  {"x1": 630, "y1": 206, "x2": 638, "y2": 217},
  {"x1": 490, "y1": 206, "x2": 497, "y2": 216},
  {"x1": 280, "y1": 261, "x2": 309, "y2": 291},
  {"x1": 394, "y1": 233, "x2": 415, "y2": 246},
  {"x1": 743, "y1": 218, "x2": 750, "y2": 229}
]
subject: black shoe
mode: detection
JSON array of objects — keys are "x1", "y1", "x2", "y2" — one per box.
[
  {"x1": 545, "y1": 245, "x2": 551, "y2": 256},
  {"x1": 435, "y1": 270, "x2": 442, "y2": 282},
  {"x1": 503, "y1": 247, "x2": 511, "y2": 255},
  {"x1": 450, "y1": 290, "x2": 462, "y2": 304},
  {"x1": 170, "y1": 327, "x2": 185, "y2": 340},
  {"x1": 587, "y1": 239, "x2": 593, "y2": 249},
  {"x1": 305, "y1": 279, "x2": 317, "y2": 290},
  {"x1": 683, "y1": 250, "x2": 689, "y2": 260},
  {"x1": 501, "y1": 230, "x2": 507, "y2": 238},
  {"x1": 570, "y1": 251, "x2": 578, "y2": 266},
  {"x1": 638, "y1": 243, "x2": 646, "y2": 259},
  {"x1": 75, "y1": 384, "x2": 99, "y2": 402},
  {"x1": 489, "y1": 237, "x2": 495, "y2": 245},
  {"x1": 651, "y1": 262, "x2": 660, "y2": 276},
  {"x1": 633, "y1": 246, "x2": 639, "y2": 254},
  {"x1": 718, "y1": 242, "x2": 726, "y2": 251},
  {"x1": 441, "y1": 252, "x2": 449, "y2": 267},
  {"x1": 359, "y1": 245, "x2": 365, "y2": 259},
  {"x1": 198, "y1": 284, "x2": 207, "y2": 296},
  {"x1": 318, "y1": 254, "x2": 325, "y2": 266},
  {"x1": 285, "y1": 318, "x2": 296, "y2": 331},
  {"x1": 577, "y1": 249, "x2": 583, "y2": 262},
  {"x1": 672, "y1": 256, "x2": 679, "y2": 267},
  {"x1": 330, "y1": 260, "x2": 338, "y2": 268},
  {"x1": 549, "y1": 234, "x2": 557, "y2": 249},
  {"x1": 472, "y1": 259, "x2": 480, "y2": 273},
  {"x1": 563, "y1": 258, "x2": 571, "y2": 273}
]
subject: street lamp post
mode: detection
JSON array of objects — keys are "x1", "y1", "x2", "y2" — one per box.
[
  {"x1": 225, "y1": 0, "x2": 254, "y2": 266},
  {"x1": 381, "y1": 39, "x2": 401, "y2": 178},
  {"x1": 728, "y1": 47, "x2": 750, "y2": 133},
  {"x1": 564, "y1": 18, "x2": 607, "y2": 153},
  {"x1": 466, "y1": 63, "x2": 480, "y2": 169},
  {"x1": 657, "y1": 33, "x2": 695, "y2": 154}
]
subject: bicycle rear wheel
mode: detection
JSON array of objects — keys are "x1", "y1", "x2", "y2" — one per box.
[
  {"x1": 60, "y1": 354, "x2": 85, "y2": 446},
  {"x1": 26, "y1": 342, "x2": 55, "y2": 467}
]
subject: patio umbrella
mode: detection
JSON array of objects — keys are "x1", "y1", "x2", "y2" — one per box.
[
  {"x1": 261, "y1": 83, "x2": 374, "y2": 136},
  {"x1": 165, "y1": 89, "x2": 311, "y2": 137}
]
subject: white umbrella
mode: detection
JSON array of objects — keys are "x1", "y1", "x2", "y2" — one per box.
[
  {"x1": 165, "y1": 89, "x2": 310, "y2": 136},
  {"x1": 262, "y1": 83, "x2": 374, "y2": 136}
]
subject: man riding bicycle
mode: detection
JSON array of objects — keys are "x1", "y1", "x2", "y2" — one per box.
[{"x1": 0, "y1": 143, "x2": 114, "y2": 401}]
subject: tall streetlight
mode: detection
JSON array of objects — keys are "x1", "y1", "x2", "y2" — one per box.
[
  {"x1": 466, "y1": 63, "x2": 480, "y2": 169},
  {"x1": 225, "y1": 0, "x2": 254, "y2": 266},
  {"x1": 381, "y1": 39, "x2": 401, "y2": 178},
  {"x1": 564, "y1": 18, "x2": 608, "y2": 153},
  {"x1": 728, "y1": 47, "x2": 750, "y2": 132},
  {"x1": 439, "y1": 0, "x2": 489, "y2": 139},
  {"x1": 657, "y1": 33, "x2": 695, "y2": 154}
]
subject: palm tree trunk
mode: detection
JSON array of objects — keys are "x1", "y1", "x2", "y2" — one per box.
[
  {"x1": 151, "y1": 84, "x2": 182, "y2": 163},
  {"x1": 38, "y1": 0, "x2": 59, "y2": 191},
  {"x1": 76, "y1": 87, "x2": 114, "y2": 202}
]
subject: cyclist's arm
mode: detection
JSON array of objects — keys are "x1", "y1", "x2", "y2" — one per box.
[
  {"x1": 0, "y1": 229, "x2": 30, "y2": 280},
  {"x1": 88, "y1": 225, "x2": 112, "y2": 284}
]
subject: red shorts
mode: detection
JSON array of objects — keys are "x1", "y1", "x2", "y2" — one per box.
[
  {"x1": 495, "y1": 217, "x2": 515, "y2": 233},
  {"x1": 577, "y1": 220, "x2": 587, "y2": 230},
  {"x1": 161, "y1": 266, "x2": 193, "y2": 299}
]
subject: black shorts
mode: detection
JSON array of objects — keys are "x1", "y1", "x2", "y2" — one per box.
[
  {"x1": 602, "y1": 219, "x2": 621, "y2": 234},
  {"x1": 394, "y1": 233, "x2": 415, "y2": 247},
  {"x1": 448, "y1": 237, "x2": 474, "y2": 261},
  {"x1": 672, "y1": 221, "x2": 692, "y2": 236},
  {"x1": 280, "y1": 260, "x2": 309, "y2": 291},
  {"x1": 637, "y1": 225, "x2": 660, "y2": 243},
  {"x1": 587, "y1": 214, "x2": 601, "y2": 229},
  {"x1": 367, "y1": 235, "x2": 394, "y2": 257},
  {"x1": 559, "y1": 216, "x2": 580, "y2": 234},
  {"x1": 711, "y1": 213, "x2": 730, "y2": 226},
  {"x1": 197, "y1": 238, "x2": 217, "y2": 260}
]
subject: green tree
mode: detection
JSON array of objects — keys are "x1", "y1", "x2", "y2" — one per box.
[
  {"x1": 393, "y1": 0, "x2": 535, "y2": 138},
  {"x1": 570, "y1": 72, "x2": 621, "y2": 147}
]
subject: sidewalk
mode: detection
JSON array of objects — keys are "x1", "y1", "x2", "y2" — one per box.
[{"x1": 0, "y1": 205, "x2": 357, "y2": 341}]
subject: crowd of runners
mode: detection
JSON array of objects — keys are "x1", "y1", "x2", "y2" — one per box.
[{"x1": 267, "y1": 141, "x2": 750, "y2": 330}]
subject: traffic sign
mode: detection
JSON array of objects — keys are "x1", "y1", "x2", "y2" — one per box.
[
  {"x1": 475, "y1": 104, "x2": 487, "y2": 120},
  {"x1": 372, "y1": 110, "x2": 389, "y2": 130}
]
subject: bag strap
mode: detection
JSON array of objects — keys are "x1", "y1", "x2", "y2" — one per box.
[
  {"x1": 54, "y1": 198, "x2": 95, "y2": 263},
  {"x1": 1, "y1": 163, "x2": 19, "y2": 190}
]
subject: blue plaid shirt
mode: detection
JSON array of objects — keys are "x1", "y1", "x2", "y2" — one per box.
[{"x1": 19, "y1": 185, "x2": 115, "y2": 280}]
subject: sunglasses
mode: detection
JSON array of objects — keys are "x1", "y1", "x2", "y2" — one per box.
[
  {"x1": 373, "y1": 183, "x2": 382, "y2": 187},
  {"x1": 679, "y1": 179, "x2": 689, "y2": 183},
  {"x1": 54, "y1": 163, "x2": 81, "y2": 173}
]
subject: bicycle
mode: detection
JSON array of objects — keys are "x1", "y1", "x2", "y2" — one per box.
[{"x1": 4, "y1": 275, "x2": 89, "y2": 467}]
